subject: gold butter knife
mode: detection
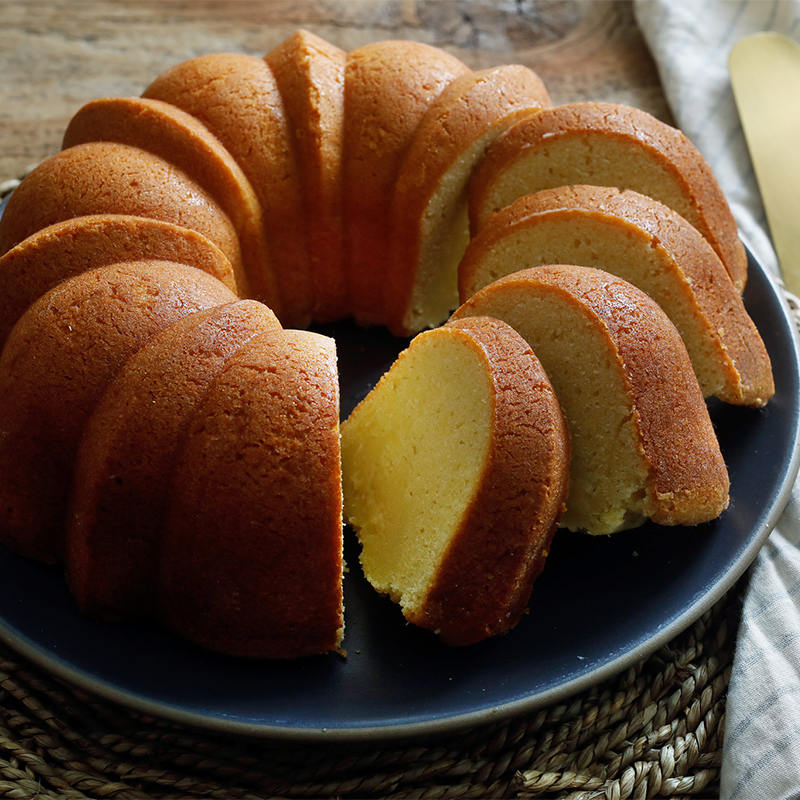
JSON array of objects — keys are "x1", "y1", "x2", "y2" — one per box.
[{"x1": 729, "y1": 32, "x2": 800, "y2": 295}]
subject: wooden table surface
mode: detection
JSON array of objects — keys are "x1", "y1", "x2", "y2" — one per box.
[{"x1": 0, "y1": 0, "x2": 671, "y2": 182}]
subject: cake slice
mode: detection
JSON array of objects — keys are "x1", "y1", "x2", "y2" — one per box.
[
  {"x1": 342, "y1": 40, "x2": 470, "y2": 325},
  {"x1": 62, "y1": 96, "x2": 276, "y2": 305},
  {"x1": 0, "y1": 214, "x2": 236, "y2": 349},
  {"x1": 144, "y1": 54, "x2": 310, "y2": 325},
  {"x1": 458, "y1": 185, "x2": 773, "y2": 406},
  {"x1": 451, "y1": 265, "x2": 730, "y2": 535},
  {"x1": 385, "y1": 64, "x2": 550, "y2": 335},
  {"x1": 0, "y1": 142, "x2": 243, "y2": 276},
  {"x1": 0, "y1": 260, "x2": 236, "y2": 564},
  {"x1": 468, "y1": 102, "x2": 747, "y2": 291},
  {"x1": 341, "y1": 315, "x2": 569, "y2": 645},
  {"x1": 159, "y1": 329, "x2": 343, "y2": 659},
  {"x1": 266, "y1": 30, "x2": 347, "y2": 322},
  {"x1": 67, "y1": 300, "x2": 281, "y2": 621}
]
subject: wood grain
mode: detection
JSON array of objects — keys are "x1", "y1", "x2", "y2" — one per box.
[{"x1": 0, "y1": 0, "x2": 670, "y2": 181}]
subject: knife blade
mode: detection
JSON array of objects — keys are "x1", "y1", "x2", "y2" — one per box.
[{"x1": 729, "y1": 32, "x2": 800, "y2": 295}]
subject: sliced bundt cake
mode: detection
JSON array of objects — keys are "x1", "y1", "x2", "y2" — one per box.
[
  {"x1": 451, "y1": 265, "x2": 730, "y2": 535},
  {"x1": 468, "y1": 102, "x2": 748, "y2": 291},
  {"x1": 458, "y1": 185, "x2": 773, "y2": 406},
  {"x1": 0, "y1": 30, "x2": 773, "y2": 658},
  {"x1": 341, "y1": 315, "x2": 569, "y2": 645}
]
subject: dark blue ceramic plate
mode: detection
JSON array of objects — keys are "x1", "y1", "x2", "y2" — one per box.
[{"x1": 0, "y1": 237, "x2": 797, "y2": 741}]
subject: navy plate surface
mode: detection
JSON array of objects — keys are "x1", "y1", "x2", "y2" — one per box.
[{"x1": 0, "y1": 234, "x2": 797, "y2": 741}]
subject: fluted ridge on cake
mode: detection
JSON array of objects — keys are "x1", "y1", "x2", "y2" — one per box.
[
  {"x1": 0, "y1": 260, "x2": 236, "y2": 563},
  {"x1": 342, "y1": 39, "x2": 470, "y2": 325},
  {"x1": 144, "y1": 53, "x2": 309, "y2": 325},
  {"x1": 0, "y1": 142, "x2": 243, "y2": 277},
  {"x1": 62, "y1": 96, "x2": 276, "y2": 304},
  {"x1": 67, "y1": 300, "x2": 281, "y2": 621},
  {"x1": 0, "y1": 214, "x2": 236, "y2": 350},
  {"x1": 160, "y1": 328, "x2": 343, "y2": 658},
  {"x1": 266, "y1": 30, "x2": 348, "y2": 322}
]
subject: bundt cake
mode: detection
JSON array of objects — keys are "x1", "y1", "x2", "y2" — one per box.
[
  {"x1": 451, "y1": 265, "x2": 730, "y2": 535},
  {"x1": 68, "y1": 300, "x2": 281, "y2": 621},
  {"x1": 0, "y1": 30, "x2": 770, "y2": 656},
  {"x1": 458, "y1": 185, "x2": 774, "y2": 406},
  {"x1": 467, "y1": 102, "x2": 749, "y2": 292},
  {"x1": 0, "y1": 214, "x2": 236, "y2": 349},
  {"x1": 265, "y1": 30, "x2": 347, "y2": 322},
  {"x1": 341, "y1": 316, "x2": 569, "y2": 645}
]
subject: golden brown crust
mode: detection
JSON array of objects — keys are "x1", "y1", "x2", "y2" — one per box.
[
  {"x1": 343, "y1": 40, "x2": 470, "y2": 325},
  {"x1": 458, "y1": 185, "x2": 773, "y2": 406},
  {"x1": 266, "y1": 30, "x2": 348, "y2": 322},
  {"x1": 386, "y1": 64, "x2": 551, "y2": 335},
  {"x1": 62, "y1": 96, "x2": 277, "y2": 303},
  {"x1": 144, "y1": 54, "x2": 309, "y2": 325},
  {"x1": 406, "y1": 316, "x2": 569, "y2": 645},
  {"x1": 67, "y1": 300, "x2": 281, "y2": 620},
  {"x1": 0, "y1": 214, "x2": 237, "y2": 349},
  {"x1": 452, "y1": 265, "x2": 730, "y2": 528},
  {"x1": 0, "y1": 142, "x2": 243, "y2": 274},
  {"x1": 468, "y1": 102, "x2": 747, "y2": 291},
  {"x1": 159, "y1": 329, "x2": 343, "y2": 658},
  {"x1": 0, "y1": 260, "x2": 236, "y2": 564}
]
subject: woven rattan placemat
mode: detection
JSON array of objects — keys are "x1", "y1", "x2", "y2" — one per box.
[
  {"x1": 0, "y1": 171, "x2": 753, "y2": 799},
  {"x1": 0, "y1": 587, "x2": 738, "y2": 799}
]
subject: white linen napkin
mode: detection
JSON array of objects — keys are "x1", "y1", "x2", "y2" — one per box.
[{"x1": 632, "y1": 2, "x2": 800, "y2": 797}]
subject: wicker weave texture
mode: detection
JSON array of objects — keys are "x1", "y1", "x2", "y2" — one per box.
[{"x1": 0, "y1": 589, "x2": 738, "y2": 799}]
